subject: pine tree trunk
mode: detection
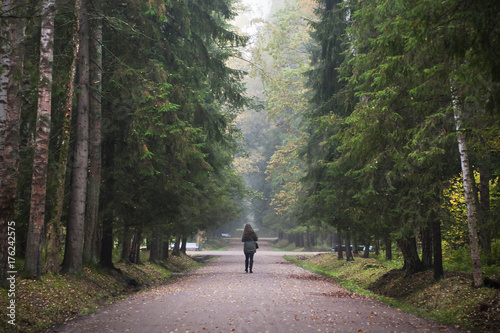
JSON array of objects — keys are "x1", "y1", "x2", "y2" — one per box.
[
  {"x1": 25, "y1": 0, "x2": 56, "y2": 278},
  {"x1": 452, "y1": 87, "x2": 483, "y2": 287},
  {"x1": 345, "y1": 231, "x2": 353, "y2": 261},
  {"x1": 397, "y1": 237, "x2": 425, "y2": 274},
  {"x1": 432, "y1": 218, "x2": 444, "y2": 280},
  {"x1": 172, "y1": 236, "x2": 181, "y2": 256},
  {"x1": 162, "y1": 236, "x2": 169, "y2": 260},
  {"x1": 0, "y1": 0, "x2": 26, "y2": 286},
  {"x1": 305, "y1": 227, "x2": 310, "y2": 249},
  {"x1": 181, "y1": 237, "x2": 187, "y2": 254},
  {"x1": 62, "y1": 0, "x2": 90, "y2": 275},
  {"x1": 83, "y1": 14, "x2": 103, "y2": 264},
  {"x1": 336, "y1": 232, "x2": 343, "y2": 260},
  {"x1": 149, "y1": 226, "x2": 160, "y2": 263},
  {"x1": 362, "y1": 237, "x2": 370, "y2": 258},
  {"x1": 421, "y1": 222, "x2": 433, "y2": 269},
  {"x1": 44, "y1": 0, "x2": 81, "y2": 274},
  {"x1": 129, "y1": 229, "x2": 142, "y2": 264},
  {"x1": 99, "y1": 216, "x2": 114, "y2": 268},
  {"x1": 99, "y1": 138, "x2": 115, "y2": 268},
  {"x1": 121, "y1": 223, "x2": 132, "y2": 262},
  {"x1": 384, "y1": 233, "x2": 392, "y2": 260}
]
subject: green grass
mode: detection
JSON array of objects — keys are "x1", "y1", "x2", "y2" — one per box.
[
  {"x1": 284, "y1": 252, "x2": 500, "y2": 332},
  {"x1": 0, "y1": 253, "x2": 204, "y2": 333}
]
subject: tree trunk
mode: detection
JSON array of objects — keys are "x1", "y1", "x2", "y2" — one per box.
[
  {"x1": 121, "y1": 223, "x2": 132, "y2": 262},
  {"x1": 432, "y1": 218, "x2": 444, "y2": 281},
  {"x1": 149, "y1": 226, "x2": 160, "y2": 263},
  {"x1": 62, "y1": 0, "x2": 90, "y2": 276},
  {"x1": 0, "y1": 0, "x2": 26, "y2": 286},
  {"x1": 345, "y1": 231, "x2": 353, "y2": 261},
  {"x1": 305, "y1": 227, "x2": 310, "y2": 249},
  {"x1": 25, "y1": 0, "x2": 56, "y2": 278},
  {"x1": 181, "y1": 237, "x2": 187, "y2": 254},
  {"x1": 162, "y1": 236, "x2": 170, "y2": 260},
  {"x1": 336, "y1": 232, "x2": 343, "y2": 260},
  {"x1": 478, "y1": 161, "x2": 491, "y2": 256},
  {"x1": 44, "y1": 0, "x2": 81, "y2": 274},
  {"x1": 397, "y1": 237, "x2": 425, "y2": 274},
  {"x1": 452, "y1": 87, "x2": 483, "y2": 287},
  {"x1": 362, "y1": 238, "x2": 370, "y2": 258},
  {"x1": 129, "y1": 229, "x2": 142, "y2": 264},
  {"x1": 384, "y1": 233, "x2": 392, "y2": 260},
  {"x1": 374, "y1": 238, "x2": 380, "y2": 256},
  {"x1": 98, "y1": 138, "x2": 115, "y2": 269},
  {"x1": 83, "y1": 12, "x2": 103, "y2": 264},
  {"x1": 421, "y1": 222, "x2": 433, "y2": 269},
  {"x1": 172, "y1": 236, "x2": 181, "y2": 256}
]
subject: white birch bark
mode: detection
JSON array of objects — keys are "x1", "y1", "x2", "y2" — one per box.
[{"x1": 451, "y1": 84, "x2": 483, "y2": 288}]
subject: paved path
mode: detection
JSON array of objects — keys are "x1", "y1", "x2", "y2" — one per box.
[{"x1": 43, "y1": 239, "x2": 470, "y2": 333}]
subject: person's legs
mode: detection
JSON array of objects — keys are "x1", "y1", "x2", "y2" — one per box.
[
  {"x1": 249, "y1": 253, "x2": 254, "y2": 273},
  {"x1": 245, "y1": 253, "x2": 249, "y2": 272}
]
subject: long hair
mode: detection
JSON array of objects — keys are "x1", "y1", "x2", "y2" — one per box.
[{"x1": 242, "y1": 224, "x2": 255, "y2": 239}]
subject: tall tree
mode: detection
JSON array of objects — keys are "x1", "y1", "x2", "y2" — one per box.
[
  {"x1": 62, "y1": 0, "x2": 90, "y2": 275},
  {"x1": 83, "y1": 7, "x2": 103, "y2": 264},
  {"x1": 0, "y1": 0, "x2": 26, "y2": 285},
  {"x1": 44, "y1": 0, "x2": 82, "y2": 273},
  {"x1": 24, "y1": 0, "x2": 56, "y2": 278},
  {"x1": 452, "y1": 85, "x2": 482, "y2": 287}
]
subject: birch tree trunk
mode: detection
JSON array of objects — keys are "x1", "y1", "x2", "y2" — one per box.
[
  {"x1": 478, "y1": 161, "x2": 491, "y2": 256},
  {"x1": 25, "y1": 0, "x2": 56, "y2": 278},
  {"x1": 452, "y1": 86, "x2": 483, "y2": 287},
  {"x1": 83, "y1": 14, "x2": 103, "y2": 263},
  {"x1": 44, "y1": 0, "x2": 82, "y2": 273},
  {"x1": 0, "y1": 0, "x2": 26, "y2": 285},
  {"x1": 62, "y1": 0, "x2": 90, "y2": 275}
]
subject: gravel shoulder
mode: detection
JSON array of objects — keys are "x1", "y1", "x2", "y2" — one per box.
[{"x1": 42, "y1": 239, "x2": 471, "y2": 333}]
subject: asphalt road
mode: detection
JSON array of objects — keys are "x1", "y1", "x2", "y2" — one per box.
[{"x1": 43, "y1": 238, "x2": 471, "y2": 333}]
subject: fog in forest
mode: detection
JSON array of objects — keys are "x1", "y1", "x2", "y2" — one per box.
[{"x1": 222, "y1": 0, "x2": 288, "y2": 237}]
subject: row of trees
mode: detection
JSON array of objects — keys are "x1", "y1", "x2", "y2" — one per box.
[
  {"x1": 249, "y1": 0, "x2": 499, "y2": 287},
  {"x1": 0, "y1": 0, "x2": 249, "y2": 283}
]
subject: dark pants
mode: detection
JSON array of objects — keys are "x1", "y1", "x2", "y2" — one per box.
[{"x1": 245, "y1": 252, "x2": 254, "y2": 272}]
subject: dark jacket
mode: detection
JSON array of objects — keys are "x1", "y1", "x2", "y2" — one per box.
[{"x1": 242, "y1": 233, "x2": 258, "y2": 254}]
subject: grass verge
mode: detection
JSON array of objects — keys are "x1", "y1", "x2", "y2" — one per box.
[
  {"x1": 0, "y1": 253, "x2": 205, "y2": 333},
  {"x1": 285, "y1": 253, "x2": 500, "y2": 332}
]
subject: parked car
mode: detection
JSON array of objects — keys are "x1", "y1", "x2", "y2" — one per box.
[
  {"x1": 330, "y1": 245, "x2": 351, "y2": 252},
  {"x1": 330, "y1": 245, "x2": 373, "y2": 252},
  {"x1": 221, "y1": 233, "x2": 232, "y2": 238}
]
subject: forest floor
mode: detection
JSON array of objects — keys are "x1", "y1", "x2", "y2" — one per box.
[{"x1": 0, "y1": 240, "x2": 498, "y2": 332}]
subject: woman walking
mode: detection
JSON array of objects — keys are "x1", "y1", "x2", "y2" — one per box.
[{"x1": 241, "y1": 224, "x2": 258, "y2": 273}]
